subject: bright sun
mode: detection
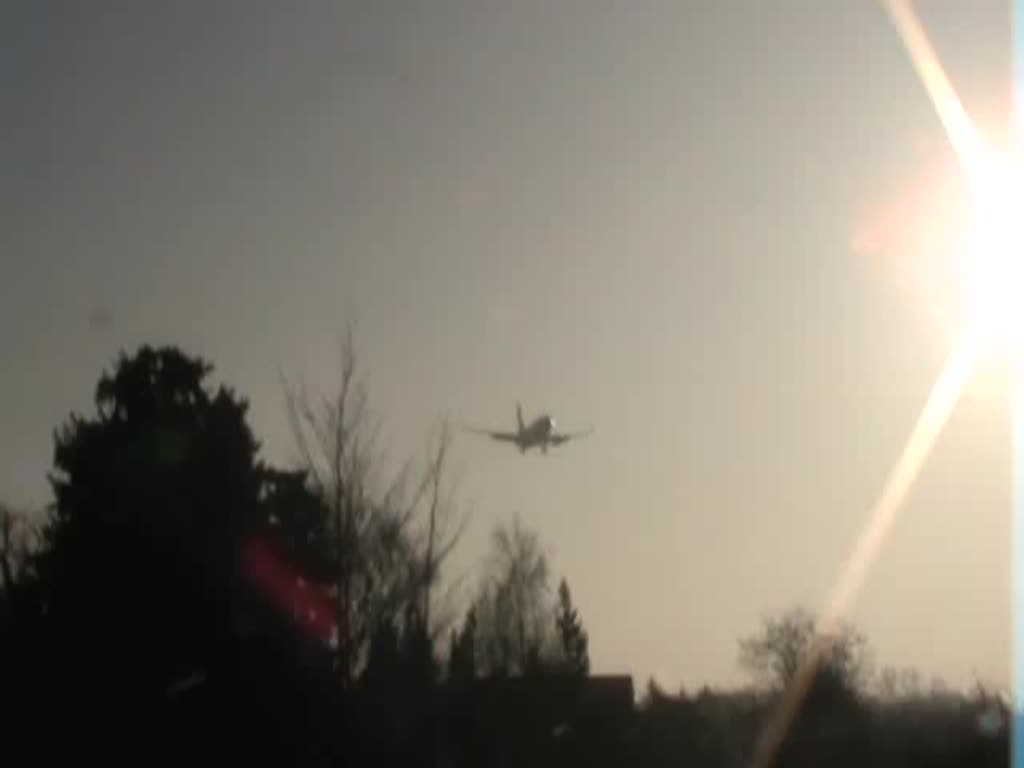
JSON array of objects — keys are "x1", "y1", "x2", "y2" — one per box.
[{"x1": 961, "y1": 144, "x2": 1024, "y2": 356}]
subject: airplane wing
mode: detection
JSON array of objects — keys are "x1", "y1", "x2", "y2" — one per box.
[
  {"x1": 462, "y1": 427, "x2": 520, "y2": 443},
  {"x1": 549, "y1": 427, "x2": 593, "y2": 446}
]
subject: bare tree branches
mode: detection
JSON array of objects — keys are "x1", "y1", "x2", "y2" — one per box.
[
  {"x1": 419, "y1": 418, "x2": 471, "y2": 636},
  {"x1": 474, "y1": 516, "x2": 553, "y2": 676},
  {"x1": 279, "y1": 331, "x2": 468, "y2": 682},
  {"x1": 739, "y1": 608, "x2": 872, "y2": 694},
  {"x1": 0, "y1": 505, "x2": 39, "y2": 593}
]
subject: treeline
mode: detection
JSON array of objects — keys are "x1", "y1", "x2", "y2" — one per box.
[
  {"x1": 635, "y1": 609, "x2": 1008, "y2": 768},
  {"x1": 0, "y1": 342, "x2": 1011, "y2": 767},
  {"x1": 0, "y1": 342, "x2": 588, "y2": 765}
]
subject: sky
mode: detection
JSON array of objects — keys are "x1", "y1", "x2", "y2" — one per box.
[{"x1": 0, "y1": 0, "x2": 1016, "y2": 692}]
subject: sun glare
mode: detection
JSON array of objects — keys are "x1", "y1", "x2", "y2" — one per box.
[{"x1": 962, "y1": 144, "x2": 1024, "y2": 356}]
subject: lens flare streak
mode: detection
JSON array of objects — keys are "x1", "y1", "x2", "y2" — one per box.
[
  {"x1": 752, "y1": 335, "x2": 978, "y2": 768},
  {"x1": 749, "y1": 2, "x2": 1015, "y2": 765},
  {"x1": 881, "y1": 0, "x2": 986, "y2": 180}
]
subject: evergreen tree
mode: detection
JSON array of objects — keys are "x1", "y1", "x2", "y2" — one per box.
[
  {"x1": 555, "y1": 578, "x2": 589, "y2": 677},
  {"x1": 25, "y1": 345, "x2": 340, "y2": 764}
]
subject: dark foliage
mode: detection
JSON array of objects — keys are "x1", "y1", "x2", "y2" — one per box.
[
  {"x1": 8, "y1": 347, "x2": 341, "y2": 764},
  {"x1": 555, "y1": 578, "x2": 590, "y2": 677},
  {"x1": 448, "y1": 606, "x2": 478, "y2": 682},
  {"x1": 0, "y1": 343, "x2": 1011, "y2": 767}
]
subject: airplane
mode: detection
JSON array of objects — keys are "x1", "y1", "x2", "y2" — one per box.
[{"x1": 464, "y1": 403, "x2": 593, "y2": 454}]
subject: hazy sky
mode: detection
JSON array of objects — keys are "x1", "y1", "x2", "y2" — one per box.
[{"x1": 1, "y1": 1, "x2": 1015, "y2": 691}]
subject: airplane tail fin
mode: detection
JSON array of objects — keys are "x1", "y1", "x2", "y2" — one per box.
[{"x1": 516, "y1": 402, "x2": 525, "y2": 434}]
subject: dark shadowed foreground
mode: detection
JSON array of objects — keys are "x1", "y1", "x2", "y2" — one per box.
[{"x1": 0, "y1": 345, "x2": 1010, "y2": 767}]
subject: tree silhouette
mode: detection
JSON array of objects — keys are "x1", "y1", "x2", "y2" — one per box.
[
  {"x1": 738, "y1": 608, "x2": 870, "y2": 695},
  {"x1": 3, "y1": 341, "x2": 1014, "y2": 768},
  {"x1": 281, "y1": 333, "x2": 465, "y2": 685},
  {"x1": 21, "y1": 346, "x2": 342, "y2": 764},
  {"x1": 474, "y1": 516, "x2": 552, "y2": 676},
  {"x1": 554, "y1": 578, "x2": 589, "y2": 677},
  {"x1": 0, "y1": 502, "x2": 42, "y2": 741},
  {"x1": 740, "y1": 609, "x2": 873, "y2": 767},
  {"x1": 448, "y1": 605, "x2": 478, "y2": 682},
  {"x1": 38, "y1": 348, "x2": 263, "y2": 688},
  {"x1": 0, "y1": 504, "x2": 37, "y2": 594}
]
